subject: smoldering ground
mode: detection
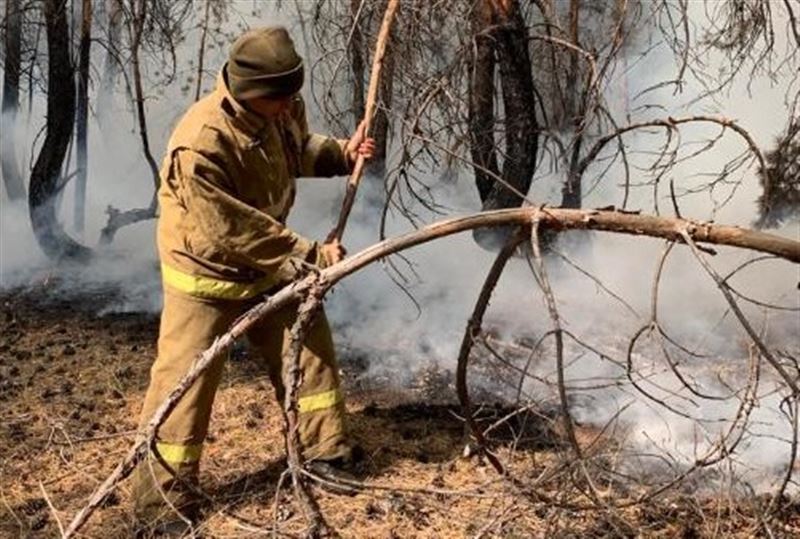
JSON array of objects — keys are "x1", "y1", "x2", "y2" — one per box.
[{"x1": 1, "y1": 2, "x2": 798, "y2": 506}]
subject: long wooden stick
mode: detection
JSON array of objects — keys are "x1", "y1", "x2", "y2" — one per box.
[
  {"x1": 326, "y1": 0, "x2": 400, "y2": 244},
  {"x1": 62, "y1": 207, "x2": 799, "y2": 537}
]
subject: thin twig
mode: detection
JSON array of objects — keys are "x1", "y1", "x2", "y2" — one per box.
[{"x1": 39, "y1": 482, "x2": 65, "y2": 538}]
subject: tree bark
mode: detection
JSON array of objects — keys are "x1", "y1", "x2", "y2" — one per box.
[
  {"x1": 468, "y1": 0, "x2": 500, "y2": 203},
  {"x1": 1, "y1": 0, "x2": 25, "y2": 201},
  {"x1": 472, "y1": 0, "x2": 539, "y2": 249},
  {"x1": 349, "y1": 0, "x2": 394, "y2": 203},
  {"x1": 74, "y1": 0, "x2": 93, "y2": 234},
  {"x1": 28, "y1": 0, "x2": 91, "y2": 261},
  {"x1": 366, "y1": 0, "x2": 395, "y2": 178},
  {"x1": 490, "y1": 0, "x2": 538, "y2": 210},
  {"x1": 561, "y1": 0, "x2": 583, "y2": 209},
  {"x1": 282, "y1": 278, "x2": 331, "y2": 536},
  {"x1": 349, "y1": 0, "x2": 366, "y2": 125}
]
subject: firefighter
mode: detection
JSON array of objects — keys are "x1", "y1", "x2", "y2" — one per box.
[{"x1": 133, "y1": 26, "x2": 375, "y2": 535}]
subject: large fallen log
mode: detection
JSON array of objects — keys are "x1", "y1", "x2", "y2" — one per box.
[{"x1": 62, "y1": 206, "x2": 799, "y2": 537}]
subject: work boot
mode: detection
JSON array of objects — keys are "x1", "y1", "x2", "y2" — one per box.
[
  {"x1": 134, "y1": 490, "x2": 202, "y2": 539},
  {"x1": 305, "y1": 444, "x2": 365, "y2": 496},
  {"x1": 305, "y1": 458, "x2": 359, "y2": 496}
]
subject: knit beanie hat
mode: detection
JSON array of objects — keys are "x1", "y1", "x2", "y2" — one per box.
[{"x1": 226, "y1": 27, "x2": 304, "y2": 100}]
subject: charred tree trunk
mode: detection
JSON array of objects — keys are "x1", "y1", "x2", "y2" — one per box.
[
  {"x1": 29, "y1": 0, "x2": 91, "y2": 261},
  {"x1": 350, "y1": 0, "x2": 394, "y2": 184},
  {"x1": 561, "y1": 0, "x2": 583, "y2": 209},
  {"x1": 1, "y1": 0, "x2": 25, "y2": 201},
  {"x1": 367, "y1": 2, "x2": 394, "y2": 178},
  {"x1": 349, "y1": 0, "x2": 366, "y2": 124},
  {"x1": 468, "y1": 0, "x2": 500, "y2": 202},
  {"x1": 471, "y1": 0, "x2": 539, "y2": 249},
  {"x1": 74, "y1": 0, "x2": 93, "y2": 235},
  {"x1": 489, "y1": 0, "x2": 538, "y2": 209}
]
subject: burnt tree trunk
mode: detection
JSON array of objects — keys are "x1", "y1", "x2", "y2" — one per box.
[
  {"x1": 349, "y1": 0, "x2": 366, "y2": 125},
  {"x1": 366, "y1": 0, "x2": 394, "y2": 178},
  {"x1": 74, "y1": 0, "x2": 93, "y2": 234},
  {"x1": 468, "y1": 0, "x2": 500, "y2": 202},
  {"x1": 1, "y1": 0, "x2": 25, "y2": 201},
  {"x1": 489, "y1": 0, "x2": 538, "y2": 210},
  {"x1": 350, "y1": 0, "x2": 394, "y2": 177},
  {"x1": 29, "y1": 0, "x2": 91, "y2": 261},
  {"x1": 561, "y1": 0, "x2": 583, "y2": 209},
  {"x1": 470, "y1": 0, "x2": 539, "y2": 249}
]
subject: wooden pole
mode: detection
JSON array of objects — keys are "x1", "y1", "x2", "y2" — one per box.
[{"x1": 327, "y1": 0, "x2": 401, "y2": 244}]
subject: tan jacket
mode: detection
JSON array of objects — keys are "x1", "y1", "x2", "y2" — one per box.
[{"x1": 157, "y1": 72, "x2": 350, "y2": 299}]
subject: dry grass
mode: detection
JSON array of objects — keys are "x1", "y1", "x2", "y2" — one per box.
[{"x1": 1, "y1": 287, "x2": 798, "y2": 538}]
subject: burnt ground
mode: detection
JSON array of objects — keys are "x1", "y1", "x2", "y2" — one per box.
[{"x1": 1, "y1": 284, "x2": 799, "y2": 538}]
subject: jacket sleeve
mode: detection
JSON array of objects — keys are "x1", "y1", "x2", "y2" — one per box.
[
  {"x1": 173, "y1": 148, "x2": 323, "y2": 280},
  {"x1": 291, "y1": 97, "x2": 352, "y2": 177}
]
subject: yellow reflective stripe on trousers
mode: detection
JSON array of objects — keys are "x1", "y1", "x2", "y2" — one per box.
[
  {"x1": 298, "y1": 389, "x2": 343, "y2": 413},
  {"x1": 161, "y1": 263, "x2": 274, "y2": 300},
  {"x1": 155, "y1": 442, "x2": 203, "y2": 464}
]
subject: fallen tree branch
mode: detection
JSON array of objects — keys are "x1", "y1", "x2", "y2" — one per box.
[
  {"x1": 62, "y1": 206, "x2": 799, "y2": 537},
  {"x1": 327, "y1": 0, "x2": 400, "y2": 243},
  {"x1": 529, "y1": 219, "x2": 627, "y2": 533},
  {"x1": 680, "y1": 227, "x2": 800, "y2": 396},
  {"x1": 99, "y1": 204, "x2": 156, "y2": 245},
  {"x1": 282, "y1": 274, "x2": 331, "y2": 537},
  {"x1": 455, "y1": 229, "x2": 524, "y2": 474},
  {"x1": 529, "y1": 219, "x2": 582, "y2": 460}
]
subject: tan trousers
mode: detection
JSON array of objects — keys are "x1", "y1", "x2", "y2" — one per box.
[{"x1": 133, "y1": 288, "x2": 350, "y2": 522}]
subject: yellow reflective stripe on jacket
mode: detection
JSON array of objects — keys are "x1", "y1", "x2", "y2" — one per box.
[
  {"x1": 298, "y1": 389, "x2": 343, "y2": 414},
  {"x1": 161, "y1": 263, "x2": 274, "y2": 300},
  {"x1": 155, "y1": 441, "x2": 203, "y2": 464}
]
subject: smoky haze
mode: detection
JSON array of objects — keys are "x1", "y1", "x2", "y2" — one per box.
[{"x1": 0, "y1": 3, "x2": 798, "y2": 494}]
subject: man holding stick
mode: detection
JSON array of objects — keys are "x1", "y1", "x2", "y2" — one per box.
[{"x1": 133, "y1": 27, "x2": 374, "y2": 534}]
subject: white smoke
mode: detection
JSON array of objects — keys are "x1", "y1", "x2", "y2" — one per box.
[{"x1": 1, "y1": 1, "x2": 798, "y2": 495}]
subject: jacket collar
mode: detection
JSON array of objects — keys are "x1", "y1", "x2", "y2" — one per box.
[{"x1": 215, "y1": 66, "x2": 268, "y2": 138}]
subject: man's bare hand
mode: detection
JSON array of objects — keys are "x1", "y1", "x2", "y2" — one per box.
[
  {"x1": 320, "y1": 239, "x2": 347, "y2": 267},
  {"x1": 345, "y1": 120, "x2": 376, "y2": 165}
]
